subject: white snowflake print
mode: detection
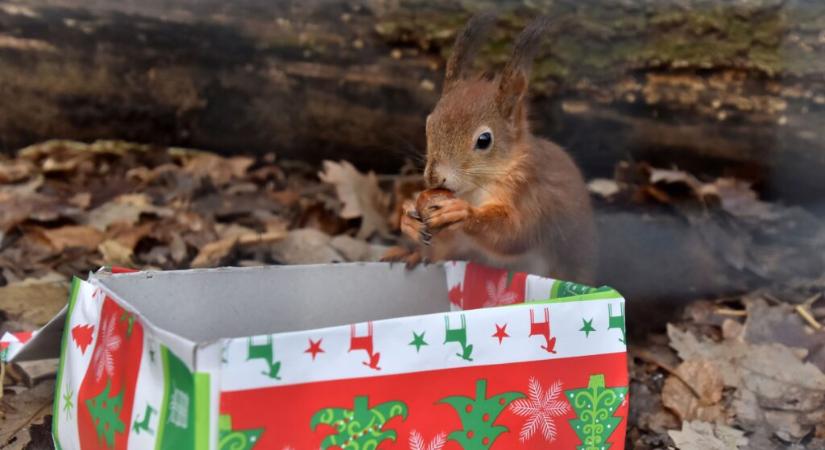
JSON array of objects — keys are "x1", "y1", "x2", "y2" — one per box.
[
  {"x1": 169, "y1": 388, "x2": 190, "y2": 428},
  {"x1": 510, "y1": 377, "x2": 570, "y2": 443},
  {"x1": 484, "y1": 273, "x2": 519, "y2": 307},
  {"x1": 90, "y1": 314, "x2": 122, "y2": 382},
  {"x1": 409, "y1": 430, "x2": 446, "y2": 450}
]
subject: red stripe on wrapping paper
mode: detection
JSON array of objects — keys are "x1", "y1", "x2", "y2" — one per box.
[
  {"x1": 220, "y1": 352, "x2": 628, "y2": 449},
  {"x1": 76, "y1": 297, "x2": 144, "y2": 449},
  {"x1": 453, "y1": 263, "x2": 528, "y2": 311},
  {"x1": 111, "y1": 266, "x2": 139, "y2": 274}
]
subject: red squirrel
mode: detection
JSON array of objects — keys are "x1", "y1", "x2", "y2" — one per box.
[{"x1": 387, "y1": 14, "x2": 597, "y2": 284}]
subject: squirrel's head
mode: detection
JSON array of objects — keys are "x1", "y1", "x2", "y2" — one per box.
[{"x1": 424, "y1": 14, "x2": 549, "y2": 194}]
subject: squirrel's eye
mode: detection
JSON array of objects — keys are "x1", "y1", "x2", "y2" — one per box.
[{"x1": 475, "y1": 131, "x2": 492, "y2": 151}]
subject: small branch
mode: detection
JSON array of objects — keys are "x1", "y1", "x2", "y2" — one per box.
[
  {"x1": 715, "y1": 308, "x2": 747, "y2": 317},
  {"x1": 795, "y1": 294, "x2": 823, "y2": 331}
]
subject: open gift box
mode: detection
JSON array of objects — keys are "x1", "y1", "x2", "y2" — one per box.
[{"x1": 4, "y1": 261, "x2": 628, "y2": 449}]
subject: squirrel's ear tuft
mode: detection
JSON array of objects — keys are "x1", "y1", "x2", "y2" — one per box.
[
  {"x1": 443, "y1": 12, "x2": 496, "y2": 94},
  {"x1": 496, "y1": 16, "x2": 552, "y2": 119}
]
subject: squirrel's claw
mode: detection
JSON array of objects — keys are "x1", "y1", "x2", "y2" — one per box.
[
  {"x1": 380, "y1": 247, "x2": 424, "y2": 270},
  {"x1": 423, "y1": 198, "x2": 471, "y2": 230}
]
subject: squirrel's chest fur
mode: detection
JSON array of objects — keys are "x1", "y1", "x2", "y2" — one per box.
[{"x1": 427, "y1": 138, "x2": 597, "y2": 284}]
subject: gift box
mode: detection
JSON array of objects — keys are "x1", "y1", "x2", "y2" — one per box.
[{"x1": 3, "y1": 261, "x2": 628, "y2": 449}]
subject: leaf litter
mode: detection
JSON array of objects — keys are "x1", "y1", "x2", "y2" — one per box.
[{"x1": 1, "y1": 141, "x2": 825, "y2": 449}]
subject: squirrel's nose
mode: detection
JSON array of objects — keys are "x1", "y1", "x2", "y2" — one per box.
[{"x1": 425, "y1": 162, "x2": 448, "y2": 187}]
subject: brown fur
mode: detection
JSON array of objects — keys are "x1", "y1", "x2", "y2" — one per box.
[{"x1": 393, "y1": 15, "x2": 597, "y2": 283}]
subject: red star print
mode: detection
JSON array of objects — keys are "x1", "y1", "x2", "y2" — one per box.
[
  {"x1": 305, "y1": 338, "x2": 324, "y2": 360},
  {"x1": 492, "y1": 323, "x2": 509, "y2": 344}
]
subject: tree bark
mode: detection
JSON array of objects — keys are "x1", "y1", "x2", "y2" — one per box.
[{"x1": 1, "y1": 0, "x2": 824, "y2": 202}]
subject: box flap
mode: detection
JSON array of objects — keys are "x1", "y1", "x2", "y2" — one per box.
[
  {"x1": 93, "y1": 262, "x2": 450, "y2": 343},
  {"x1": 1, "y1": 305, "x2": 67, "y2": 362}
]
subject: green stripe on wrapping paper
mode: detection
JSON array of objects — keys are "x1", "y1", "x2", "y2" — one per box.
[
  {"x1": 194, "y1": 373, "x2": 211, "y2": 450},
  {"x1": 156, "y1": 346, "x2": 197, "y2": 450},
  {"x1": 52, "y1": 277, "x2": 82, "y2": 448},
  {"x1": 509, "y1": 290, "x2": 622, "y2": 308},
  {"x1": 549, "y1": 280, "x2": 619, "y2": 301},
  {"x1": 155, "y1": 347, "x2": 171, "y2": 450},
  {"x1": 541, "y1": 289, "x2": 622, "y2": 303}
]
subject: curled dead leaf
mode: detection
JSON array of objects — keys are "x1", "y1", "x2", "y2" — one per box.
[
  {"x1": 318, "y1": 160, "x2": 390, "y2": 239},
  {"x1": 662, "y1": 359, "x2": 726, "y2": 423}
]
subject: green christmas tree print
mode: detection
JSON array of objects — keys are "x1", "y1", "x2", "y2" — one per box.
[
  {"x1": 438, "y1": 379, "x2": 525, "y2": 449},
  {"x1": 85, "y1": 380, "x2": 125, "y2": 448},
  {"x1": 566, "y1": 374, "x2": 627, "y2": 450},
  {"x1": 218, "y1": 413, "x2": 263, "y2": 450},
  {"x1": 310, "y1": 396, "x2": 408, "y2": 449}
]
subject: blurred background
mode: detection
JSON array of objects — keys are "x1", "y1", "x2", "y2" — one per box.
[{"x1": 3, "y1": 1, "x2": 825, "y2": 448}]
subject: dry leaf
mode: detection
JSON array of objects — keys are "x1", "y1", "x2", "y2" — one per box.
[
  {"x1": 215, "y1": 223, "x2": 257, "y2": 240},
  {"x1": 190, "y1": 237, "x2": 238, "y2": 268},
  {"x1": 668, "y1": 325, "x2": 825, "y2": 395},
  {"x1": 67, "y1": 192, "x2": 92, "y2": 209},
  {"x1": 0, "y1": 277, "x2": 69, "y2": 326},
  {"x1": 668, "y1": 324, "x2": 825, "y2": 442},
  {"x1": 662, "y1": 359, "x2": 726, "y2": 422},
  {"x1": 701, "y1": 178, "x2": 773, "y2": 219},
  {"x1": 97, "y1": 239, "x2": 134, "y2": 266},
  {"x1": 107, "y1": 222, "x2": 155, "y2": 250},
  {"x1": 168, "y1": 232, "x2": 188, "y2": 264},
  {"x1": 271, "y1": 228, "x2": 343, "y2": 264},
  {"x1": 37, "y1": 225, "x2": 104, "y2": 251},
  {"x1": 329, "y1": 235, "x2": 390, "y2": 261},
  {"x1": 182, "y1": 153, "x2": 253, "y2": 186},
  {"x1": 85, "y1": 194, "x2": 171, "y2": 231},
  {"x1": 668, "y1": 421, "x2": 748, "y2": 450},
  {"x1": 318, "y1": 160, "x2": 390, "y2": 239},
  {"x1": 0, "y1": 159, "x2": 34, "y2": 183}
]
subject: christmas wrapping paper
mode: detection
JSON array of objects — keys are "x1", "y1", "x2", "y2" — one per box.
[{"x1": 2, "y1": 262, "x2": 628, "y2": 449}]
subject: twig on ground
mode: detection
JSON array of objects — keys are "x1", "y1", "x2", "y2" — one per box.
[
  {"x1": 715, "y1": 308, "x2": 747, "y2": 317},
  {"x1": 795, "y1": 293, "x2": 823, "y2": 331}
]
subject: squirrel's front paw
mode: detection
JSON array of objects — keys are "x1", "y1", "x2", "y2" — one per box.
[
  {"x1": 400, "y1": 200, "x2": 432, "y2": 246},
  {"x1": 423, "y1": 198, "x2": 472, "y2": 230}
]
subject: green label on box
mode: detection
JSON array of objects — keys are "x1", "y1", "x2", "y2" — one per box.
[{"x1": 156, "y1": 346, "x2": 196, "y2": 450}]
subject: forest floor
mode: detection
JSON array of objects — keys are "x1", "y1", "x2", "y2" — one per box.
[{"x1": 1, "y1": 140, "x2": 824, "y2": 449}]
